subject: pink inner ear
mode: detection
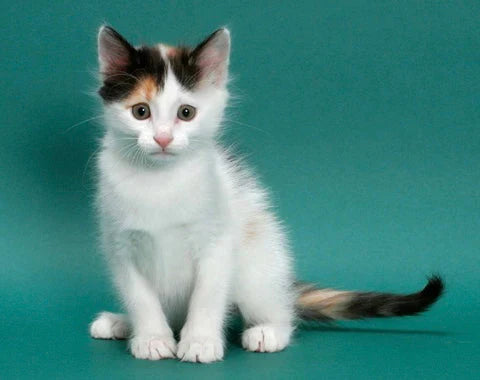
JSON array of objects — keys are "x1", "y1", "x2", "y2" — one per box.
[
  {"x1": 197, "y1": 51, "x2": 226, "y2": 83},
  {"x1": 198, "y1": 53, "x2": 221, "y2": 70},
  {"x1": 99, "y1": 33, "x2": 131, "y2": 74},
  {"x1": 105, "y1": 54, "x2": 129, "y2": 72}
]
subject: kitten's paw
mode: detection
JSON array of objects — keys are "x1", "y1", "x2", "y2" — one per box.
[
  {"x1": 90, "y1": 312, "x2": 129, "y2": 340},
  {"x1": 242, "y1": 324, "x2": 291, "y2": 353},
  {"x1": 177, "y1": 335, "x2": 224, "y2": 363},
  {"x1": 130, "y1": 335, "x2": 177, "y2": 360}
]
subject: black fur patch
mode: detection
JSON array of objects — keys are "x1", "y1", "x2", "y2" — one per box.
[
  {"x1": 344, "y1": 275, "x2": 444, "y2": 319},
  {"x1": 99, "y1": 27, "x2": 167, "y2": 102},
  {"x1": 168, "y1": 47, "x2": 201, "y2": 90}
]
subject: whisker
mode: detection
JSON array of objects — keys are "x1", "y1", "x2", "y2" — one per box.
[
  {"x1": 82, "y1": 144, "x2": 104, "y2": 188},
  {"x1": 64, "y1": 115, "x2": 104, "y2": 133},
  {"x1": 223, "y1": 117, "x2": 270, "y2": 135}
]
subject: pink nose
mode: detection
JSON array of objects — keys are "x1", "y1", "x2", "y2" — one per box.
[{"x1": 153, "y1": 133, "x2": 173, "y2": 149}]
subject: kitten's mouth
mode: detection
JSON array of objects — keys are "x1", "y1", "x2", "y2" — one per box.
[{"x1": 150, "y1": 150, "x2": 176, "y2": 157}]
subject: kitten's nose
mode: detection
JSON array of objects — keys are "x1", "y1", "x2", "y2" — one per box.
[{"x1": 153, "y1": 133, "x2": 173, "y2": 149}]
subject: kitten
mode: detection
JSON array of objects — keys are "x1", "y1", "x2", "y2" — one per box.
[{"x1": 89, "y1": 26, "x2": 444, "y2": 363}]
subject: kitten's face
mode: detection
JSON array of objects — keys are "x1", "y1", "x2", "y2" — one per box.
[{"x1": 97, "y1": 27, "x2": 230, "y2": 164}]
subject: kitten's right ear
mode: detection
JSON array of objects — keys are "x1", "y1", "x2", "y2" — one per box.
[
  {"x1": 192, "y1": 28, "x2": 231, "y2": 88},
  {"x1": 97, "y1": 26, "x2": 135, "y2": 76}
]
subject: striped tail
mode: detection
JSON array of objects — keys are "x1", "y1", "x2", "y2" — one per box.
[{"x1": 296, "y1": 275, "x2": 444, "y2": 321}]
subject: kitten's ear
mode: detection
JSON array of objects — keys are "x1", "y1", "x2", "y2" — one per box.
[
  {"x1": 192, "y1": 28, "x2": 231, "y2": 87},
  {"x1": 97, "y1": 26, "x2": 135, "y2": 76}
]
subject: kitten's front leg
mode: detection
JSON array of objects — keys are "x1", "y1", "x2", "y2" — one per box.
[
  {"x1": 109, "y1": 234, "x2": 176, "y2": 360},
  {"x1": 177, "y1": 234, "x2": 232, "y2": 363}
]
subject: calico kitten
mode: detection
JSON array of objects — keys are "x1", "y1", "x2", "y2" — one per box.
[{"x1": 89, "y1": 26, "x2": 444, "y2": 363}]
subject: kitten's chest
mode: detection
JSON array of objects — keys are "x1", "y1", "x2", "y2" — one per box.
[
  {"x1": 137, "y1": 225, "x2": 196, "y2": 292},
  {"x1": 99, "y1": 153, "x2": 221, "y2": 231}
]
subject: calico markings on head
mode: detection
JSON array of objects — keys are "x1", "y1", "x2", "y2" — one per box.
[{"x1": 98, "y1": 26, "x2": 230, "y2": 163}]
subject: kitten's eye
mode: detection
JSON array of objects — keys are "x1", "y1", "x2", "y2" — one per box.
[
  {"x1": 177, "y1": 104, "x2": 196, "y2": 121},
  {"x1": 132, "y1": 103, "x2": 151, "y2": 120}
]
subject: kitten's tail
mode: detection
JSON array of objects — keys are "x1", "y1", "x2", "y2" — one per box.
[{"x1": 295, "y1": 275, "x2": 444, "y2": 321}]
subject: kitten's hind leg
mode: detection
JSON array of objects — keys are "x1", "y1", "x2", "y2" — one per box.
[
  {"x1": 238, "y1": 292, "x2": 294, "y2": 353},
  {"x1": 90, "y1": 312, "x2": 130, "y2": 340},
  {"x1": 235, "y1": 239, "x2": 295, "y2": 352},
  {"x1": 241, "y1": 323, "x2": 292, "y2": 353}
]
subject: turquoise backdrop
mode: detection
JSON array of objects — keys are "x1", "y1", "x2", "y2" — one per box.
[{"x1": 0, "y1": 1, "x2": 478, "y2": 379}]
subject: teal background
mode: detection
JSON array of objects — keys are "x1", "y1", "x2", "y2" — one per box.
[{"x1": 0, "y1": 1, "x2": 478, "y2": 378}]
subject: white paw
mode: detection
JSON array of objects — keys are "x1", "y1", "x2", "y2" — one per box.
[
  {"x1": 130, "y1": 335, "x2": 177, "y2": 360},
  {"x1": 242, "y1": 324, "x2": 291, "y2": 353},
  {"x1": 177, "y1": 335, "x2": 224, "y2": 363},
  {"x1": 90, "y1": 312, "x2": 129, "y2": 340}
]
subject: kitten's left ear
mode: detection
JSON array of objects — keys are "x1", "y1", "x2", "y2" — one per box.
[{"x1": 192, "y1": 28, "x2": 231, "y2": 87}]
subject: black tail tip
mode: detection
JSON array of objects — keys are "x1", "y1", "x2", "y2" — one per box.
[{"x1": 421, "y1": 274, "x2": 445, "y2": 303}]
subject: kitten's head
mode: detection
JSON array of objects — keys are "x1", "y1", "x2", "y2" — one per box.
[{"x1": 97, "y1": 26, "x2": 230, "y2": 164}]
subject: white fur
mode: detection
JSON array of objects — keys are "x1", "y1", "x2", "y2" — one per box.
[
  {"x1": 89, "y1": 312, "x2": 129, "y2": 340},
  {"x1": 91, "y1": 29, "x2": 295, "y2": 363}
]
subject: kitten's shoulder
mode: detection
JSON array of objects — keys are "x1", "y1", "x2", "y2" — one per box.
[{"x1": 215, "y1": 146, "x2": 271, "y2": 204}]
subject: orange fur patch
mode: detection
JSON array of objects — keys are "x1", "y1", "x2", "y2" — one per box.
[
  {"x1": 243, "y1": 213, "x2": 269, "y2": 243},
  {"x1": 298, "y1": 289, "x2": 353, "y2": 318},
  {"x1": 165, "y1": 46, "x2": 178, "y2": 58},
  {"x1": 244, "y1": 219, "x2": 259, "y2": 241},
  {"x1": 125, "y1": 76, "x2": 158, "y2": 106}
]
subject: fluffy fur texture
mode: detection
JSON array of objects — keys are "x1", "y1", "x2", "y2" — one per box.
[{"x1": 90, "y1": 26, "x2": 444, "y2": 363}]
